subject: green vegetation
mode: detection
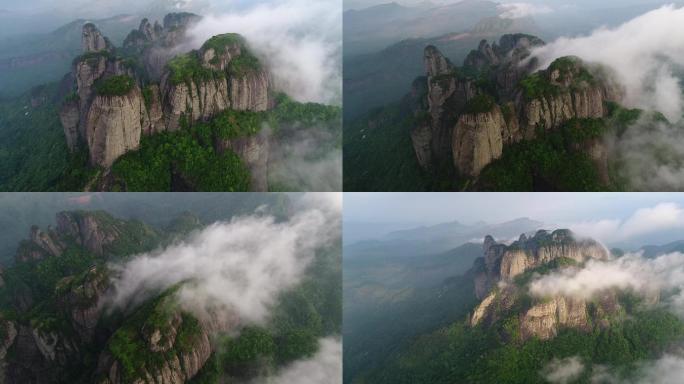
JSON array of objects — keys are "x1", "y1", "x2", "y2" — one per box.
[
  {"x1": 227, "y1": 53, "x2": 261, "y2": 76},
  {"x1": 64, "y1": 92, "x2": 79, "y2": 103},
  {"x1": 196, "y1": 247, "x2": 341, "y2": 380},
  {"x1": 477, "y1": 118, "x2": 610, "y2": 191},
  {"x1": 201, "y1": 33, "x2": 244, "y2": 55},
  {"x1": 343, "y1": 100, "x2": 450, "y2": 191},
  {"x1": 212, "y1": 110, "x2": 263, "y2": 140},
  {"x1": 73, "y1": 51, "x2": 111, "y2": 66},
  {"x1": 142, "y1": 85, "x2": 154, "y2": 110},
  {"x1": 48, "y1": 92, "x2": 338, "y2": 191},
  {"x1": 167, "y1": 53, "x2": 223, "y2": 85},
  {"x1": 519, "y1": 72, "x2": 560, "y2": 100},
  {"x1": 520, "y1": 57, "x2": 595, "y2": 101},
  {"x1": 355, "y1": 299, "x2": 684, "y2": 384},
  {"x1": 109, "y1": 125, "x2": 251, "y2": 191},
  {"x1": 463, "y1": 94, "x2": 496, "y2": 115},
  {"x1": 0, "y1": 83, "x2": 74, "y2": 191},
  {"x1": 107, "y1": 289, "x2": 202, "y2": 382},
  {"x1": 95, "y1": 75, "x2": 135, "y2": 96}
]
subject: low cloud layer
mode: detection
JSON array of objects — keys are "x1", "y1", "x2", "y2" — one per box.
[
  {"x1": 529, "y1": 251, "x2": 684, "y2": 316},
  {"x1": 530, "y1": 5, "x2": 684, "y2": 122},
  {"x1": 568, "y1": 202, "x2": 684, "y2": 244},
  {"x1": 608, "y1": 114, "x2": 684, "y2": 191},
  {"x1": 542, "y1": 356, "x2": 584, "y2": 384},
  {"x1": 498, "y1": 2, "x2": 552, "y2": 19},
  {"x1": 542, "y1": 354, "x2": 684, "y2": 384},
  {"x1": 103, "y1": 192, "x2": 341, "y2": 325},
  {"x1": 268, "y1": 125, "x2": 342, "y2": 191},
  {"x1": 251, "y1": 337, "x2": 341, "y2": 384},
  {"x1": 186, "y1": 0, "x2": 341, "y2": 105}
]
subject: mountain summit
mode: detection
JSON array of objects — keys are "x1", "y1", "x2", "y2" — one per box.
[
  {"x1": 58, "y1": 15, "x2": 274, "y2": 189},
  {"x1": 412, "y1": 34, "x2": 621, "y2": 181}
]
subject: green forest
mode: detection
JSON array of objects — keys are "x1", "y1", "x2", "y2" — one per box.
[
  {"x1": 0, "y1": 202, "x2": 341, "y2": 383},
  {"x1": 0, "y1": 81, "x2": 340, "y2": 192}
]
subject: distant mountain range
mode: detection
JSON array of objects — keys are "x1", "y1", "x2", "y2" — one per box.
[
  {"x1": 343, "y1": 12, "x2": 540, "y2": 120},
  {"x1": 0, "y1": 14, "x2": 140, "y2": 97}
]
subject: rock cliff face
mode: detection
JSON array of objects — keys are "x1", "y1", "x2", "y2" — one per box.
[
  {"x1": 2, "y1": 211, "x2": 237, "y2": 384},
  {"x1": 55, "y1": 211, "x2": 122, "y2": 257},
  {"x1": 84, "y1": 89, "x2": 147, "y2": 167},
  {"x1": 411, "y1": 34, "x2": 620, "y2": 179},
  {"x1": 468, "y1": 230, "x2": 629, "y2": 341},
  {"x1": 96, "y1": 316, "x2": 215, "y2": 384},
  {"x1": 216, "y1": 134, "x2": 270, "y2": 191},
  {"x1": 60, "y1": 18, "x2": 274, "y2": 177},
  {"x1": 452, "y1": 107, "x2": 506, "y2": 177},
  {"x1": 474, "y1": 229, "x2": 608, "y2": 299},
  {"x1": 82, "y1": 23, "x2": 113, "y2": 53}
]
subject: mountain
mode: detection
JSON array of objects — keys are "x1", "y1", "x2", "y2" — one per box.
[
  {"x1": 343, "y1": 15, "x2": 540, "y2": 120},
  {"x1": 641, "y1": 240, "x2": 684, "y2": 258},
  {"x1": 344, "y1": 33, "x2": 656, "y2": 191},
  {"x1": 0, "y1": 205, "x2": 340, "y2": 383},
  {"x1": 345, "y1": 229, "x2": 684, "y2": 383},
  {"x1": 0, "y1": 15, "x2": 141, "y2": 98},
  {"x1": 346, "y1": 217, "x2": 543, "y2": 259},
  {"x1": 0, "y1": 13, "x2": 340, "y2": 192},
  {"x1": 343, "y1": 0, "x2": 501, "y2": 56}
]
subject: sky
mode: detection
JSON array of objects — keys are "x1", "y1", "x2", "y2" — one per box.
[
  {"x1": 344, "y1": 193, "x2": 684, "y2": 247},
  {"x1": 343, "y1": 0, "x2": 679, "y2": 11},
  {"x1": 0, "y1": 0, "x2": 310, "y2": 35}
]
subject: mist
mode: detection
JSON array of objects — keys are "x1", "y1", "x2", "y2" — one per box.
[
  {"x1": 530, "y1": 4, "x2": 684, "y2": 122},
  {"x1": 541, "y1": 356, "x2": 584, "y2": 384},
  {"x1": 186, "y1": 0, "x2": 341, "y2": 105},
  {"x1": 102, "y1": 192, "x2": 341, "y2": 325},
  {"x1": 268, "y1": 125, "x2": 342, "y2": 191},
  {"x1": 529, "y1": 251, "x2": 684, "y2": 317},
  {"x1": 250, "y1": 337, "x2": 341, "y2": 384}
]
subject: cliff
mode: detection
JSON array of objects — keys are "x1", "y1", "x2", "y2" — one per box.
[
  {"x1": 466, "y1": 230, "x2": 657, "y2": 342},
  {"x1": 0, "y1": 211, "x2": 227, "y2": 383},
  {"x1": 474, "y1": 229, "x2": 608, "y2": 299},
  {"x1": 60, "y1": 18, "x2": 273, "y2": 173},
  {"x1": 411, "y1": 34, "x2": 619, "y2": 179}
]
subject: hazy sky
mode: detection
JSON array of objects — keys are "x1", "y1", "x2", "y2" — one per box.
[
  {"x1": 344, "y1": 193, "x2": 684, "y2": 226},
  {"x1": 343, "y1": 0, "x2": 680, "y2": 11},
  {"x1": 345, "y1": 193, "x2": 684, "y2": 247}
]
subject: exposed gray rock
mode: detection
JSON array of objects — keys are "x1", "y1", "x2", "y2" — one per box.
[
  {"x1": 217, "y1": 133, "x2": 270, "y2": 191},
  {"x1": 82, "y1": 23, "x2": 112, "y2": 53},
  {"x1": 84, "y1": 87, "x2": 146, "y2": 167}
]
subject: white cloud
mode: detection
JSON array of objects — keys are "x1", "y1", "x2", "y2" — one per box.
[
  {"x1": 529, "y1": 251, "x2": 684, "y2": 316},
  {"x1": 186, "y1": 0, "x2": 341, "y2": 105},
  {"x1": 251, "y1": 337, "x2": 342, "y2": 384},
  {"x1": 568, "y1": 203, "x2": 684, "y2": 244},
  {"x1": 498, "y1": 2, "x2": 552, "y2": 19},
  {"x1": 542, "y1": 356, "x2": 585, "y2": 384},
  {"x1": 103, "y1": 192, "x2": 341, "y2": 325},
  {"x1": 589, "y1": 355, "x2": 684, "y2": 384},
  {"x1": 529, "y1": 5, "x2": 684, "y2": 122},
  {"x1": 268, "y1": 126, "x2": 342, "y2": 191}
]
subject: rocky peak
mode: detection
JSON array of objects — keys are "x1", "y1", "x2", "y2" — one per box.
[
  {"x1": 199, "y1": 34, "x2": 245, "y2": 71},
  {"x1": 464, "y1": 33, "x2": 543, "y2": 73},
  {"x1": 483, "y1": 235, "x2": 496, "y2": 251},
  {"x1": 469, "y1": 231, "x2": 629, "y2": 342},
  {"x1": 82, "y1": 23, "x2": 112, "y2": 53},
  {"x1": 473, "y1": 229, "x2": 607, "y2": 299},
  {"x1": 138, "y1": 18, "x2": 158, "y2": 41},
  {"x1": 424, "y1": 45, "x2": 453, "y2": 78},
  {"x1": 55, "y1": 211, "x2": 121, "y2": 256},
  {"x1": 163, "y1": 12, "x2": 201, "y2": 30},
  {"x1": 410, "y1": 35, "x2": 620, "y2": 180}
]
